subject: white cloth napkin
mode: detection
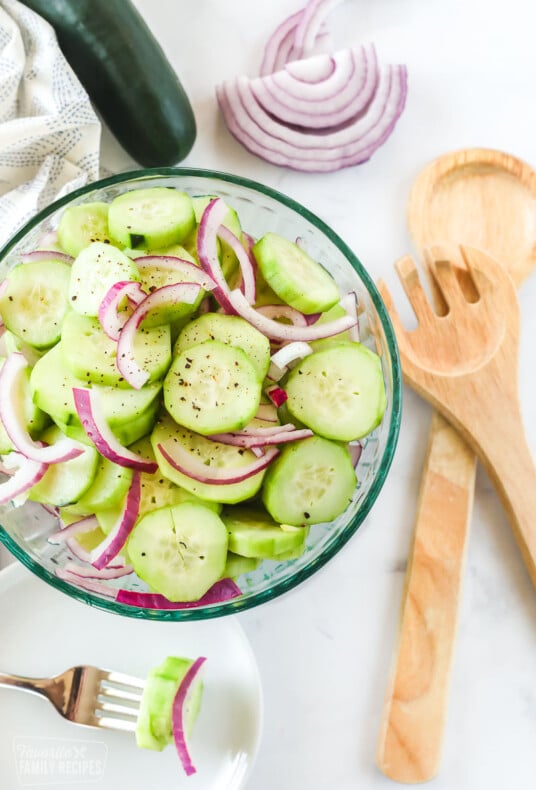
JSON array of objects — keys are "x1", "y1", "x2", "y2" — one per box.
[
  {"x1": 0, "y1": 0, "x2": 101, "y2": 250},
  {"x1": 0, "y1": 0, "x2": 102, "y2": 568}
]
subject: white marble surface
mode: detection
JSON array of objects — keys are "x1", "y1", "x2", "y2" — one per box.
[{"x1": 4, "y1": 0, "x2": 536, "y2": 787}]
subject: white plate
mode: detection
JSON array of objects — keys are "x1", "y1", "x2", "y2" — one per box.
[{"x1": 0, "y1": 563, "x2": 263, "y2": 790}]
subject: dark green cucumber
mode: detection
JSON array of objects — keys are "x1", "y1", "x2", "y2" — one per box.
[{"x1": 20, "y1": 0, "x2": 196, "y2": 167}]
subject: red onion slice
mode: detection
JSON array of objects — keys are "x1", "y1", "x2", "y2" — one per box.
[
  {"x1": 98, "y1": 280, "x2": 146, "y2": 341},
  {"x1": 64, "y1": 560, "x2": 134, "y2": 580},
  {"x1": 49, "y1": 515, "x2": 99, "y2": 543},
  {"x1": 116, "y1": 282, "x2": 202, "y2": 389},
  {"x1": 217, "y1": 225, "x2": 256, "y2": 304},
  {"x1": 348, "y1": 441, "x2": 363, "y2": 467},
  {"x1": 230, "y1": 289, "x2": 357, "y2": 341},
  {"x1": 197, "y1": 199, "x2": 237, "y2": 314},
  {"x1": 255, "y1": 304, "x2": 308, "y2": 327},
  {"x1": 0, "y1": 454, "x2": 47, "y2": 505},
  {"x1": 73, "y1": 388, "x2": 158, "y2": 473},
  {"x1": 268, "y1": 341, "x2": 313, "y2": 380},
  {"x1": 172, "y1": 656, "x2": 207, "y2": 776},
  {"x1": 0, "y1": 353, "x2": 83, "y2": 463},
  {"x1": 217, "y1": 65, "x2": 407, "y2": 172},
  {"x1": 255, "y1": 404, "x2": 279, "y2": 423},
  {"x1": 89, "y1": 472, "x2": 141, "y2": 569},
  {"x1": 261, "y1": 9, "x2": 332, "y2": 76},
  {"x1": 116, "y1": 578, "x2": 242, "y2": 609},
  {"x1": 252, "y1": 46, "x2": 379, "y2": 129},
  {"x1": 55, "y1": 568, "x2": 116, "y2": 597},
  {"x1": 340, "y1": 291, "x2": 360, "y2": 342},
  {"x1": 157, "y1": 442, "x2": 278, "y2": 485},
  {"x1": 292, "y1": 0, "x2": 344, "y2": 60},
  {"x1": 265, "y1": 385, "x2": 288, "y2": 408},
  {"x1": 20, "y1": 249, "x2": 74, "y2": 264},
  {"x1": 208, "y1": 426, "x2": 313, "y2": 448}
]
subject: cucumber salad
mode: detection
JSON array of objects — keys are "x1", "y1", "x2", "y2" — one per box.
[{"x1": 0, "y1": 187, "x2": 386, "y2": 606}]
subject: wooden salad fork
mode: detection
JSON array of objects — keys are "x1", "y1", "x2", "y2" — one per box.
[
  {"x1": 0, "y1": 665, "x2": 145, "y2": 732},
  {"x1": 378, "y1": 244, "x2": 536, "y2": 585}
]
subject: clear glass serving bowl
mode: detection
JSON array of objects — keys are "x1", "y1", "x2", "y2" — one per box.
[{"x1": 0, "y1": 168, "x2": 402, "y2": 621}]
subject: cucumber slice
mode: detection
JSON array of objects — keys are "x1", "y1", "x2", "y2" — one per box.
[
  {"x1": 135, "y1": 250, "x2": 204, "y2": 328},
  {"x1": 253, "y1": 232, "x2": 340, "y2": 314},
  {"x1": 0, "y1": 357, "x2": 49, "y2": 454},
  {"x1": 108, "y1": 188, "x2": 195, "y2": 249},
  {"x1": 222, "y1": 552, "x2": 260, "y2": 579},
  {"x1": 59, "y1": 397, "x2": 160, "y2": 449},
  {"x1": 175, "y1": 313, "x2": 270, "y2": 381},
  {"x1": 164, "y1": 340, "x2": 261, "y2": 435},
  {"x1": 151, "y1": 415, "x2": 266, "y2": 504},
  {"x1": 127, "y1": 502, "x2": 228, "y2": 602},
  {"x1": 73, "y1": 457, "x2": 133, "y2": 512},
  {"x1": 60, "y1": 311, "x2": 171, "y2": 387},
  {"x1": 262, "y1": 436, "x2": 356, "y2": 526},
  {"x1": 0, "y1": 261, "x2": 71, "y2": 348},
  {"x1": 222, "y1": 507, "x2": 308, "y2": 559},
  {"x1": 30, "y1": 343, "x2": 162, "y2": 425},
  {"x1": 285, "y1": 342, "x2": 386, "y2": 441},
  {"x1": 69, "y1": 242, "x2": 141, "y2": 316},
  {"x1": 57, "y1": 202, "x2": 113, "y2": 257},
  {"x1": 29, "y1": 426, "x2": 98, "y2": 506},
  {"x1": 3, "y1": 330, "x2": 44, "y2": 367},
  {"x1": 136, "y1": 657, "x2": 203, "y2": 751}
]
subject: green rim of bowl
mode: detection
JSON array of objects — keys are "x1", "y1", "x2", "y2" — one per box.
[{"x1": 0, "y1": 167, "x2": 402, "y2": 621}]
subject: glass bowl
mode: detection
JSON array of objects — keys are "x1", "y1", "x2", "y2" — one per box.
[{"x1": 0, "y1": 168, "x2": 402, "y2": 620}]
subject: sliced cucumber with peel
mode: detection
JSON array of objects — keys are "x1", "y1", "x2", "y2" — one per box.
[
  {"x1": 136, "y1": 656, "x2": 203, "y2": 751},
  {"x1": 127, "y1": 502, "x2": 228, "y2": 602},
  {"x1": 262, "y1": 435, "x2": 356, "y2": 526},
  {"x1": 60, "y1": 311, "x2": 171, "y2": 387},
  {"x1": 222, "y1": 507, "x2": 308, "y2": 559},
  {"x1": 29, "y1": 426, "x2": 98, "y2": 506},
  {"x1": 108, "y1": 188, "x2": 195, "y2": 249},
  {"x1": 0, "y1": 261, "x2": 71, "y2": 349},
  {"x1": 69, "y1": 242, "x2": 141, "y2": 317},
  {"x1": 163, "y1": 340, "x2": 261, "y2": 435},
  {"x1": 151, "y1": 415, "x2": 266, "y2": 504},
  {"x1": 253, "y1": 232, "x2": 340, "y2": 314},
  {"x1": 57, "y1": 202, "x2": 114, "y2": 257},
  {"x1": 285, "y1": 342, "x2": 386, "y2": 441},
  {"x1": 175, "y1": 313, "x2": 270, "y2": 381}
]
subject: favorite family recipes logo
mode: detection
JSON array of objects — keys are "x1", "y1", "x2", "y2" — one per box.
[{"x1": 13, "y1": 737, "x2": 107, "y2": 785}]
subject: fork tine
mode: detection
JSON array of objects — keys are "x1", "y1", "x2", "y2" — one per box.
[
  {"x1": 102, "y1": 670, "x2": 145, "y2": 689},
  {"x1": 93, "y1": 715, "x2": 138, "y2": 733},
  {"x1": 459, "y1": 244, "x2": 500, "y2": 294},
  {"x1": 424, "y1": 254, "x2": 469, "y2": 312},
  {"x1": 426, "y1": 244, "x2": 480, "y2": 305},
  {"x1": 377, "y1": 277, "x2": 409, "y2": 341},
  {"x1": 95, "y1": 699, "x2": 140, "y2": 718},
  {"x1": 394, "y1": 255, "x2": 436, "y2": 323},
  {"x1": 99, "y1": 684, "x2": 143, "y2": 704}
]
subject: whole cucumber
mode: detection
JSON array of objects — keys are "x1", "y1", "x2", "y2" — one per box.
[{"x1": 21, "y1": 0, "x2": 196, "y2": 167}]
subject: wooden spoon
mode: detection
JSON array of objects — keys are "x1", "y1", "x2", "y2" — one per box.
[{"x1": 376, "y1": 149, "x2": 536, "y2": 783}]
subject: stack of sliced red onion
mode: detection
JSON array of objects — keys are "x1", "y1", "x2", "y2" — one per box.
[{"x1": 217, "y1": 0, "x2": 407, "y2": 172}]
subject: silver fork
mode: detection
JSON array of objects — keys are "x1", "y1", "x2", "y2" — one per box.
[{"x1": 0, "y1": 666, "x2": 145, "y2": 732}]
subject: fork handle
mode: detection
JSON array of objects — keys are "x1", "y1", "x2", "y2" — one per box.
[
  {"x1": 470, "y1": 403, "x2": 536, "y2": 586},
  {"x1": 376, "y1": 411, "x2": 476, "y2": 782},
  {"x1": 0, "y1": 672, "x2": 50, "y2": 697}
]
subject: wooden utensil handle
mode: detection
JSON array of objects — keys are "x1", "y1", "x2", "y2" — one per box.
[
  {"x1": 376, "y1": 411, "x2": 476, "y2": 783},
  {"x1": 471, "y1": 408, "x2": 536, "y2": 587}
]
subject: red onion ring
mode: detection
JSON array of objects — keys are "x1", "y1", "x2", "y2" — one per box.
[
  {"x1": 197, "y1": 199, "x2": 237, "y2": 314},
  {"x1": 217, "y1": 225, "x2": 256, "y2": 304},
  {"x1": 55, "y1": 568, "x2": 116, "y2": 597},
  {"x1": 172, "y1": 657, "x2": 207, "y2": 776},
  {"x1": 64, "y1": 560, "x2": 134, "y2": 580},
  {"x1": 98, "y1": 280, "x2": 146, "y2": 341},
  {"x1": 89, "y1": 472, "x2": 141, "y2": 569},
  {"x1": 135, "y1": 256, "x2": 217, "y2": 292},
  {"x1": 73, "y1": 388, "x2": 158, "y2": 473},
  {"x1": 265, "y1": 385, "x2": 288, "y2": 408},
  {"x1": 116, "y1": 578, "x2": 242, "y2": 609},
  {"x1": 20, "y1": 249, "x2": 74, "y2": 264},
  {"x1": 49, "y1": 515, "x2": 99, "y2": 543},
  {"x1": 340, "y1": 291, "x2": 360, "y2": 342},
  {"x1": 292, "y1": 0, "x2": 344, "y2": 60},
  {"x1": 157, "y1": 442, "x2": 278, "y2": 485},
  {"x1": 0, "y1": 454, "x2": 47, "y2": 505},
  {"x1": 208, "y1": 426, "x2": 313, "y2": 448},
  {"x1": 261, "y1": 9, "x2": 332, "y2": 76},
  {"x1": 230, "y1": 289, "x2": 357, "y2": 341},
  {"x1": 268, "y1": 341, "x2": 313, "y2": 380},
  {"x1": 256, "y1": 304, "x2": 308, "y2": 326},
  {"x1": 116, "y1": 282, "x2": 202, "y2": 389},
  {"x1": 255, "y1": 404, "x2": 279, "y2": 423},
  {"x1": 0, "y1": 353, "x2": 83, "y2": 463}
]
